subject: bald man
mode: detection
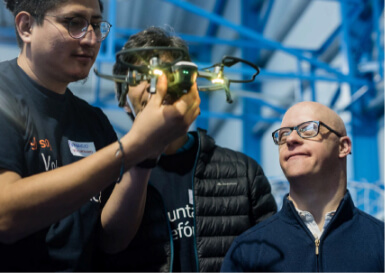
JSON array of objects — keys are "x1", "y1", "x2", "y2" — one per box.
[{"x1": 221, "y1": 102, "x2": 384, "y2": 272}]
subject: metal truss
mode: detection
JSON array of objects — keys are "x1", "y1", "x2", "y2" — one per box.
[
  {"x1": 0, "y1": 0, "x2": 383, "y2": 183},
  {"x1": 93, "y1": 0, "x2": 383, "y2": 183}
]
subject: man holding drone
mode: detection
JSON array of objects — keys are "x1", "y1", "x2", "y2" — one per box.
[
  {"x1": 0, "y1": 0, "x2": 199, "y2": 271},
  {"x1": 98, "y1": 26, "x2": 277, "y2": 272}
]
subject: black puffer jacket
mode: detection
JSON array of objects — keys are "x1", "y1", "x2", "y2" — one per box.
[{"x1": 102, "y1": 129, "x2": 277, "y2": 272}]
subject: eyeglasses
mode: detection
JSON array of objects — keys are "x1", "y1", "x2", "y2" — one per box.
[
  {"x1": 272, "y1": 120, "x2": 342, "y2": 145},
  {"x1": 46, "y1": 15, "x2": 112, "y2": 42}
]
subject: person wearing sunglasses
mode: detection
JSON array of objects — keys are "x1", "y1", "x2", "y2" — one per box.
[
  {"x1": 221, "y1": 101, "x2": 384, "y2": 272},
  {"x1": 0, "y1": 0, "x2": 200, "y2": 271}
]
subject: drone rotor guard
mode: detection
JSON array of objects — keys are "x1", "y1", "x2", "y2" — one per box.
[
  {"x1": 94, "y1": 47, "x2": 261, "y2": 106},
  {"x1": 116, "y1": 46, "x2": 190, "y2": 73},
  {"x1": 197, "y1": 56, "x2": 260, "y2": 103}
]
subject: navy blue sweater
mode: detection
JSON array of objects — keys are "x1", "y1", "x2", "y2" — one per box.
[{"x1": 221, "y1": 191, "x2": 384, "y2": 272}]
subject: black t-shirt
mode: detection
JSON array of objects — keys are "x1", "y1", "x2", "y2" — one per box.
[
  {"x1": 150, "y1": 133, "x2": 198, "y2": 272},
  {"x1": 0, "y1": 59, "x2": 117, "y2": 271}
]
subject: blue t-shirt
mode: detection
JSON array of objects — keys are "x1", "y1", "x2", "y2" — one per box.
[{"x1": 0, "y1": 59, "x2": 117, "y2": 271}]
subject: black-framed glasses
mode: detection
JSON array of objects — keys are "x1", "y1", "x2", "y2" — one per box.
[
  {"x1": 46, "y1": 15, "x2": 112, "y2": 42},
  {"x1": 272, "y1": 120, "x2": 342, "y2": 145}
]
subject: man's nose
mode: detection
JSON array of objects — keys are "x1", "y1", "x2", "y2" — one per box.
[
  {"x1": 81, "y1": 25, "x2": 98, "y2": 44},
  {"x1": 285, "y1": 129, "x2": 303, "y2": 145}
]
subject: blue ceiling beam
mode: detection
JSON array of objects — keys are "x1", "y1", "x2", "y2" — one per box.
[
  {"x1": 340, "y1": 0, "x2": 381, "y2": 182},
  {"x1": 257, "y1": 0, "x2": 275, "y2": 33},
  {"x1": 241, "y1": 0, "x2": 263, "y2": 163},
  {"x1": 205, "y1": 0, "x2": 227, "y2": 37},
  {"x1": 162, "y1": 0, "x2": 353, "y2": 78},
  {"x1": 372, "y1": 0, "x2": 384, "y2": 78},
  {"x1": 191, "y1": 61, "x2": 371, "y2": 85},
  {"x1": 199, "y1": 110, "x2": 282, "y2": 123}
]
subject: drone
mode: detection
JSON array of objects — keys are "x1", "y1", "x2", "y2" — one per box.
[{"x1": 94, "y1": 46, "x2": 260, "y2": 110}]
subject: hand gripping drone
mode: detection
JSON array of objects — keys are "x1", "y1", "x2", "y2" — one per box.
[{"x1": 94, "y1": 46, "x2": 260, "y2": 108}]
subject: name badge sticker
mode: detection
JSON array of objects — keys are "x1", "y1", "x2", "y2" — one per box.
[{"x1": 68, "y1": 140, "x2": 96, "y2": 157}]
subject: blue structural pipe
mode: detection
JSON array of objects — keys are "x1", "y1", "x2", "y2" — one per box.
[
  {"x1": 163, "y1": 0, "x2": 355, "y2": 78},
  {"x1": 296, "y1": 60, "x2": 305, "y2": 101},
  {"x1": 0, "y1": 0, "x2": 382, "y2": 183},
  {"x1": 241, "y1": 0, "x2": 264, "y2": 163},
  {"x1": 340, "y1": 0, "x2": 380, "y2": 182},
  {"x1": 372, "y1": 0, "x2": 384, "y2": 79},
  {"x1": 258, "y1": 0, "x2": 275, "y2": 32},
  {"x1": 84, "y1": 0, "x2": 382, "y2": 183},
  {"x1": 205, "y1": 0, "x2": 226, "y2": 36},
  {"x1": 232, "y1": 91, "x2": 287, "y2": 114},
  {"x1": 309, "y1": 65, "x2": 317, "y2": 101},
  {"x1": 329, "y1": 86, "x2": 342, "y2": 108},
  {"x1": 199, "y1": 110, "x2": 282, "y2": 123},
  {"x1": 104, "y1": 0, "x2": 117, "y2": 61}
]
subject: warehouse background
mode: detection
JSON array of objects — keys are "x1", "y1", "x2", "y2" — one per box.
[{"x1": 0, "y1": 0, "x2": 383, "y2": 218}]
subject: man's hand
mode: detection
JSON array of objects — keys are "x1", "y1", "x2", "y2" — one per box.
[{"x1": 122, "y1": 74, "x2": 200, "y2": 160}]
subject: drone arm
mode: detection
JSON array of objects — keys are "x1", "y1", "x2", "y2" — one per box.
[
  {"x1": 198, "y1": 85, "x2": 223, "y2": 92},
  {"x1": 94, "y1": 68, "x2": 127, "y2": 83},
  {"x1": 197, "y1": 76, "x2": 233, "y2": 103},
  {"x1": 197, "y1": 70, "x2": 215, "y2": 80}
]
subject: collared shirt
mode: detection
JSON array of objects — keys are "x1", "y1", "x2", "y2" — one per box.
[{"x1": 296, "y1": 208, "x2": 336, "y2": 239}]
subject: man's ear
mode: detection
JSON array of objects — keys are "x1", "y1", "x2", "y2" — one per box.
[
  {"x1": 339, "y1": 136, "x2": 352, "y2": 158},
  {"x1": 15, "y1": 12, "x2": 34, "y2": 44}
]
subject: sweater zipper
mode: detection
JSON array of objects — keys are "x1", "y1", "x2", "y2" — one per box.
[
  {"x1": 315, "y1": 237, "x2": 320, "y2": 272},
  {"x1": 315, "y1": 238, "x2": 320, "y2": 255}
]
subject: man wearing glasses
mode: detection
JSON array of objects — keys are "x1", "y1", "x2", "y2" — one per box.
[
  {"x1": 0, "y1": 0, "x2": 200, "y2": 271},
  {"x1": 221, "y1": 101, "x2": 384, "y2": 272},
  {"x1": 98, "y1": 26, "x2": 277, "y2": 272}
]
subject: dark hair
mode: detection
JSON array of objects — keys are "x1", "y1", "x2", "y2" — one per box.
[
  {"x1": 112, "y1": 26, "x2": 191, "y2": 112},
  {"x1": 113, "y1": 26, "x2": 190, "y2": 76},
  {"x1": 4, "y1": 0, "x2": 104, "y2": 47}
]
